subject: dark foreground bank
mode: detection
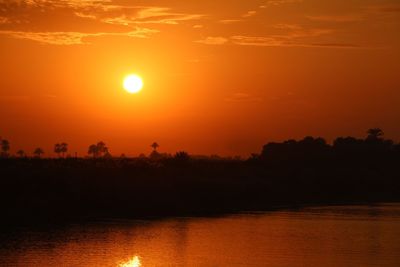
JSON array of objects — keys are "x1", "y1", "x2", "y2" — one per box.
[
  {"x1": 1, "y1": 131, "x2": 400, "y2": 226},
  {"x1": 1, "y1": 156, "x2": 399, "y2": 226}
]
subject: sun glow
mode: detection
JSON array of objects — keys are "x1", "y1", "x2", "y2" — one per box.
[
  {"x1": 119, "y1": 256, "x2": 141, "y2": 267},
  {"x1": 123, "y1": 74, "x2": 143, "y2": 94}
]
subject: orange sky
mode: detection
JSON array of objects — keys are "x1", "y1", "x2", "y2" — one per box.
[{"x1": 1, "y1": 0, "x2": 400, "y2": 157}]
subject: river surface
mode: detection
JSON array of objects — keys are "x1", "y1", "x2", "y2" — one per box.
[{"x1": 0, "y1": 204, "x2": 399, "y2": 266}]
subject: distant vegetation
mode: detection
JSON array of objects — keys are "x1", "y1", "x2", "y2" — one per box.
[
  {"x1": 0, "y1": 129, "x2": 399, "y2": 225},
  {"x1": 54, "y1": 143, "x2": 68, "y2": 158}
]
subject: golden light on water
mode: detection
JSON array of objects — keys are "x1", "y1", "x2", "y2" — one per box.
[{"x1": 119, "y1": 256, "x2": 141, "y2": 267}]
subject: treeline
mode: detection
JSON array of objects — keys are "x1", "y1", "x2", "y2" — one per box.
[
  {"x1": 0, "y1": 128, "x2": 399, "y2": 225},
  {"x1": 257, "y1": 128, "x2": 399, "y2": 164},
  {"x1": 0, "y1": 139, "x2": 107, "y2": 159},
  {"x1": 2, "y1": 128, "x2": 399, "y2": 161},
  {"x1": 0, "y1": 138, "x2": 186, "y2": 160}
]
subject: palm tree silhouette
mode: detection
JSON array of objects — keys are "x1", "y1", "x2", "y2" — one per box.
[
  {"x1": 1, "y1": 139, "x2": 10, "y2": 158},
  {"x1": 367, "y1": 128, "x2": 384, "y2": 140},
  {"x1": 54, "y1": 143, "x2": 61, "y2": 157},
  {"x1": 151, "y1": 142, "x2": 159, "y2": 152},
  {"x1": 34, "y1": 148, "x2": 44, "y2": 158},
  {"x1": 16, "y1": 150, "x2": 25, "y2": 158},
  {"x1": 60, "y1": 142, "x2": 68, "y2": 158}
]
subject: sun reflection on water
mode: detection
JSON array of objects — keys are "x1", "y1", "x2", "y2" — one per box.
[{"x1": 119, "y1": 256, "x2": 141, "y2": 267}]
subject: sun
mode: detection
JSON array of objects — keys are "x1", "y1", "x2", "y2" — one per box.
[
  {"x1": 119, "y1": 256, "x2": 141, "y2": 267},
  {"x1": 123, "y1": 74, "x2": 143, "y2": 94}
]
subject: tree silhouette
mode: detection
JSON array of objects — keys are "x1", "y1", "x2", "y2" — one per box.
[
  {"x1": 96, "y1": 142, "x2": 107, "y2": 157},
  {"x1": 1, "y1": 139, "x2": 10, "y2": 157},
  {"x1": 104, "y1": 150, "x2": 112, "y2": 159},
  {"x1": 151, "y1": 142, "x2": 159, "y2": 151},
  {"x1": 149, "y1": 142, "x2": 161, "y2": 160},
  {"x1": 88, "y1": 142, "x2": 108, "y2": 158},
  {"x1": 367, "y1": 128, "x2": 384, "y2": 141},
  {"x1": 174, "y1": 151, "x2": 190, "y2": 161},
  {"x1": 88, "y1": 144, "x2": 98, "y2": 158},
  {"x1": 60, "y1": 142, "x2": 68, "y2": 158},
  {"x1": 16, "y1": 150, "x2": 25, "y2": 158},
  {"x1": 34, "y1": 148, "x2": 44, "y2": 158},
  {"x1": 261, "y1": 136, "x2": 330, "y2": 162},
  {"x1": 334, "y1": 136, "x2": 363, "y2": 147},
  {"x1": 55, "y1": 143, "x2": 68, "y2": 158},
  {"x1": 54, "y1": 143, "x2": 61, "y2": 157}
]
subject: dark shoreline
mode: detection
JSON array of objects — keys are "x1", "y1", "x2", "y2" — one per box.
[
  {"x1": 1, "y1": 157, "x2": 399, "y2": 227},
  {"x1": 2, "y1": 201, "x2": 398, "y2": 231},
  {"x1": 1, "y1": 133, "x2": 399, "y2": 227}
]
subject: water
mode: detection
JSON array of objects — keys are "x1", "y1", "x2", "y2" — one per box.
[{"x1": 1, "y1": 204, "x2": 400, "y2": 267}]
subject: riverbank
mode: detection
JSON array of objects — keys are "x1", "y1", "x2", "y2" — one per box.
[{"x1": 1, "y1": 157, "x2": 399, "y2": 226}]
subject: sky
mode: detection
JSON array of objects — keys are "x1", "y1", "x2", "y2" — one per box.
[{"x1": 0, "y1": 0, "x2": 400, "y2": 157}]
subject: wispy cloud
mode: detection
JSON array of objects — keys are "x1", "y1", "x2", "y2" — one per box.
[
  {"x1": 219, "y1": 19, "x2": 242, "y2": 24},
  {"x1": 366, "y1": 4, "x2": 400, "y2": 14},
  {"x1": 265, "y1": 0, "x2": 303, "y2": 6},
  {"x1": 230, "y1": 36, "x2": 361, "y2": 49},
  {"x1": 42, "y1": 94, "x2": 57, "y2": 99},
  {"x1": 0, "y1": 95, "x2": 30, "y2": 102},
  {"x1": 197, "y1": 24, "x2": 361, "y2": 49},
  {"x1": 307, "y1": 43, "x2": 362, "y2": 49},
  {"x1": 74, "y1": 12, "x2": 97, "y2": 20},
  {"x1": 242, "y1": 11, "x2": 257, "y2": 18},
  {"x1": 306, "y1": 14, "x2": 364, "y2": 22},
  {"x1": 195, "y1": 37, "x2": 228, "y2": 45},
  {"x1": 2, "y1": 0, "x2": 398, "y2": 49},
  {"x1": 230, "y1": 24, "x2": 362, "y2": 49},
  {"x1": 0, "y1": 16, "x2": 9, "y2": 24},
  {"x1": 0, "y1": 1, "x2": 203, "y2": 45},
  {"x1": 10, "y1": 2, "x2": 205, "y2": 26},
  {"x1": 306, "y1": 3, "x2": 400, "y2": 24},
  {"x1": 225, "y1": 93, "x2": 262, "y2": 103},
  {"x1": 2, "y1": 0, "x2": 114, "y2": 9},
  {"x1": 274, "y1": 24, "x2": 303, "y2": 30},
  {"x1": 231, "y1": 36, "x2": 281, "y2": 47},
  {"x1": 231, "y1": 26, "x2": 335, "y2": 47},
  {"x1": 100, "y1": 7, "x2": 204, "y2": 26},
  {"x1": 0, "y1": 27, "x2": 157, "y2": 45}
]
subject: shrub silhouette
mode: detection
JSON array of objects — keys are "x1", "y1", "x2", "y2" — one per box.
[
  {"x1": 174, "y1": 151, "x2": 190, "y2": 161},
  {"x1": 33, "y1": 148, "x2": 44, "y2": 158},
  {"x1": 172, "y1": 151, "x2": 191, "y2": 165},
  {"x1": 16, "y1": 150, "x2": 25, "y2": 158}
]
